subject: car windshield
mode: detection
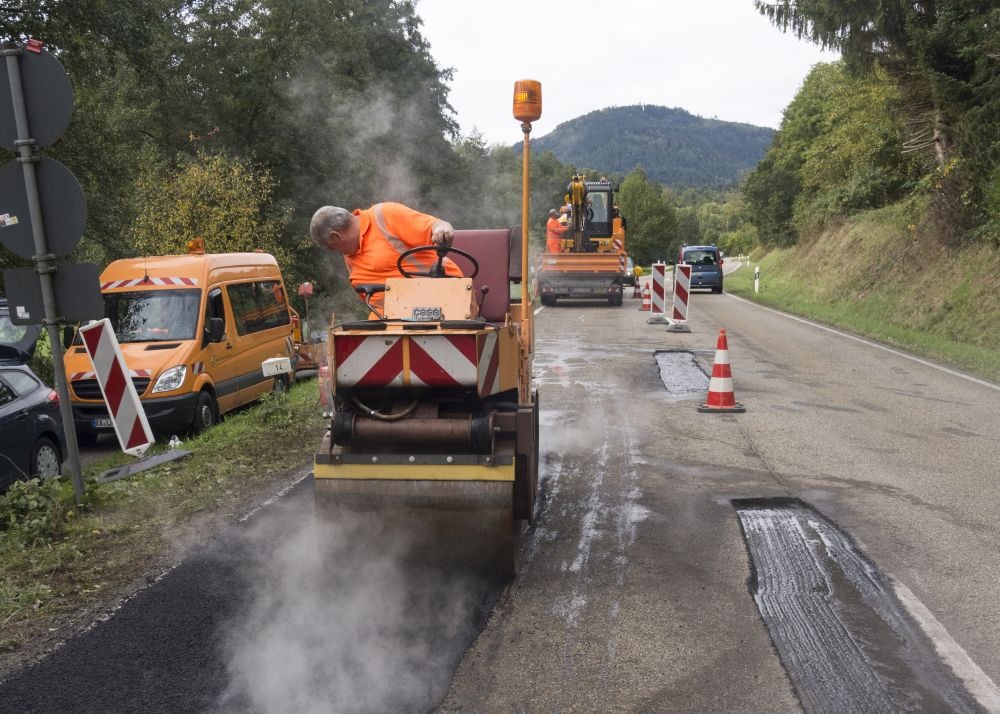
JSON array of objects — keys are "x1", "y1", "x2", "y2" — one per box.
[
  {"x1": 0, "y1": 311, "x2": 28, "y2": 345},
  {"x1": 104, "y1": 289, "x2": 201, "y2": 343}
]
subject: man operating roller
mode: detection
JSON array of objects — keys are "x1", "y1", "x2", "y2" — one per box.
[{"x1": 310, "y1": 202, "x2": 462, "y2": 313}]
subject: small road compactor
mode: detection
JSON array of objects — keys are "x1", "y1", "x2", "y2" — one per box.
[{"x1": 313, "y1": 231, "x2": 539, "y2": 575}]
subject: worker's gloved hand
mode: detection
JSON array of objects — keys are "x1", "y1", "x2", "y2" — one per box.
[{"x1": 430, "y1": 220, "x2": 454, "y2": 247}]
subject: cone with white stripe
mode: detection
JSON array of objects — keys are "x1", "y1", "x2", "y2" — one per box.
[
  {"x1": 639, "y1": 285, "x2": 651, "y2": 311},
  {"x1": 698, "y1": 328, "x2": 745, "y2": 413}
]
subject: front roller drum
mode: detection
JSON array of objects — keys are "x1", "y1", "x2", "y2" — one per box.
[{"x1": 313, "y1": 477, "x2": 522, "y2": 578}]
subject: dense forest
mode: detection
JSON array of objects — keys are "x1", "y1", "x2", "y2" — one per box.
[
  {"x1": 745, "y1": 0, "x2": 999, "y2": 246},
  {"x1": 2, "y1": 0, "x2": 995, "y2": 318},
  {"x1": 532, "y1": 106, "x2": 774, "y2": 188}
]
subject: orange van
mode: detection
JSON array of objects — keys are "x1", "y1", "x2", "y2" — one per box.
[{"x1": 64, "y1": 248, "x2": 296, "y2": 444}]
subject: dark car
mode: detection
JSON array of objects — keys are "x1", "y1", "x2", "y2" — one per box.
[
  {"x1": 0, "y1": 299, "x2": 64, "y2": 491},
  {"x1": 677, "y1": 245, "x2": 724, "y2": 293}
]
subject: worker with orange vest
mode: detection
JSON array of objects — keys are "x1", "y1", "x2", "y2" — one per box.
[
  {"x1": 310, "y1": 202, "x2": 461, "y2": 312},
  {"x1": 546, "y1": 208, "x2": 568, "y2": 253}
]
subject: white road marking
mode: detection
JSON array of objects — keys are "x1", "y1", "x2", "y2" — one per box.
[{"x1": 892, "y1": 577, "x2": 1000, "y2": 713}]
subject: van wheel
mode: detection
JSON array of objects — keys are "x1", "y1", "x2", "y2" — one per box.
[
  {"x1": 75, "y1": 432, "x2": 98, "y2": 447},
  {"x1": 191, "y1": 391, "x2": 218, "y2": 434}
]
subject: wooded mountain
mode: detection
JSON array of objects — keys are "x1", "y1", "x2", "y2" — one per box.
[{"x1": 531, "y1": 105, "x2": 774, "y2": 187}]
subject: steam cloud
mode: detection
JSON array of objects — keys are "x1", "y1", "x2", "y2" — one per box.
[{"x1": 216, "y1": 499, "x2": 497, "y2": 713}]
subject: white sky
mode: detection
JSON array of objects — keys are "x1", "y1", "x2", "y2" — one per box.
[{"x1": 415, "y1": 0, "x2": 839, "y2": 145}]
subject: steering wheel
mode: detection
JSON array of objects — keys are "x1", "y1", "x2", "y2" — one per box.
[{"x1": 396, "y1": 245, "x2": 479, "y2": 279}]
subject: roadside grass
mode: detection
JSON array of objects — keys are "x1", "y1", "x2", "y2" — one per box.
[
  {"x1": 725, "y1": 203, "x2": 1000, "y2": 383},
  {"x1": 0, "y1": 380, "x2": 326, "y2": 670}
]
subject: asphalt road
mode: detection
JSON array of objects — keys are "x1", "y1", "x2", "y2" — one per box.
[
  {"x1": 7, "y1": 273, "x2": 1000, "y2": 712},
  {"x1": 440, "y1": 274, "x2": 1000, "y2": 712}
]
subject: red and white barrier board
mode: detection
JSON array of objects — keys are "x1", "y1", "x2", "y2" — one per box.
[
  {"x1": 666, "y1": 264, "x2": 692, "y2": 333},
  {"x1": 79, "y1": 319, "x2": 154, "y2": 456},
  {"x1": 647, "y1": 262, "x2": 669, "y2": 324}
]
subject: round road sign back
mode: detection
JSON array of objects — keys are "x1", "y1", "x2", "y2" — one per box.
[
  {"x1": 0, "y1": 47, "x2": 74, "y2": 150},
  {"x1": 0, "y1": 157, "x2": 87, "y2": 259}
]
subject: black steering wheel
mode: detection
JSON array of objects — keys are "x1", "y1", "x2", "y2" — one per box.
[{"x1": 396, "y1": 244, "x2": 479, "y2": 279}]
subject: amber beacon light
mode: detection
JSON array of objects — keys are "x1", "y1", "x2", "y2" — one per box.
[{"x1": 513, "y1": 80, "x2": 542, "y2": 123}]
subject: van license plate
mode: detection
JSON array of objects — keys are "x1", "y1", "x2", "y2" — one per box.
[{"x1": 92, "y1": 418, "x2": 113, "y2": 429}]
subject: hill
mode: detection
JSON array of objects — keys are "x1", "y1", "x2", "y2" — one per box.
[{"x1": 532, "y1": 105, "x2": 774, "y2": 187}]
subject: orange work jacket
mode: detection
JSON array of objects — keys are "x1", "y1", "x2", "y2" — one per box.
[
  {"x1": 341, "y1": 202, "x2": 461, "y2": 311},
  {"x1": 546, "y1": 216, "x2": 567, "y2": 253}
]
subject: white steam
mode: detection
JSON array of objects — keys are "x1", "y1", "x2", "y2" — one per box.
[{"x1": 217, "y1": 504, "x2": 489, "y2": 713}]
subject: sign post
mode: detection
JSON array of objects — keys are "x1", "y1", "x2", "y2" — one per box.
[{"x1": 1, "y1": 41, "x2": 94, "y2": 502}]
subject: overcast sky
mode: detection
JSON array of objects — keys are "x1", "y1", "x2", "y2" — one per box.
[{"x1": 415, "y1": 0, "x2": 839, "y2": 145}]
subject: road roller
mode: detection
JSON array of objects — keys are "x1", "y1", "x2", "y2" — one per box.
[{"x1": 313, "y1": 229, "x2": 538, "y2": 575}]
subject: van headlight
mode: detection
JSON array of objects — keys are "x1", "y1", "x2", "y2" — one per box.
[{"x1": 152, "y1": 365, "x2": 187, "y2": 394}]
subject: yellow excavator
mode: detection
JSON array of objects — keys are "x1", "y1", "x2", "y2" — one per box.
[
  {"x1": 312, "y1": 81, "x2": 543, "y2": 575},
  {"x1": 537, "y1": 176, "x2": 628, "y2": 306}
]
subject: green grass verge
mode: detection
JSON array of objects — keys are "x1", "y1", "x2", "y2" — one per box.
[
  {"x1": 725, "y1": 203, "x2": 1000, "y2": 382},
  {"x1": 0, "y1": 380, "x2": 326, "y2": 665}
]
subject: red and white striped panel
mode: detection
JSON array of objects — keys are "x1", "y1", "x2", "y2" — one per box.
[
  {"x1": 101, "y1": 277, "x2": 198, "y2": 290},
  {"x1": 409, "y1": 335, "x2": 476, "y2": 388},
  {"x1": 335, "y1": 335, "x2": 404, "y2": 388},
  {"x1": 79, "y1": 319, "x2": 154, "y2": 456},
  {"x1": 477, "y1": 331, "x2": 501, "y2": 397},
  {"x1": 650, "y1": 262, "x2": 667, "y2": 314},
  {"x1": 71, "y1": 368, "x2": 151, "y2": 381},
  {"x1": 334, "y1": 333, "x2": 493, "y2": 390},
  {"x1": 672, "y1": 264, "x2": 691, "y2": 322}
]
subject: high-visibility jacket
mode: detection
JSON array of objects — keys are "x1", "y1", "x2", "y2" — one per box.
[
  {"x1": 546, "y1": 216, "x2": 567, "y2": 253},
  {"x1": 341, "y1": 202, "x2": 461, "y2": 312}
]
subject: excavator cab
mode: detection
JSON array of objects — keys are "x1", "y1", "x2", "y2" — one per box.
[{"x1": 314, "y1": 228, "x2": 538, "y2": 576}]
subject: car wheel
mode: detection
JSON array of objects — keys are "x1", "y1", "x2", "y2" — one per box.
[
  {"x1": 609, "y1": 295, "x2": 623, "y2": 306},
  {"x1": 190, "y1": 391, "x2": 218, "y2": 434},
  {"x1": 30, "y1": 437, "x2": 61, "y2": 480},
  {"x1": 713, "y1": 285, "x2": 723, "y2": 294}
]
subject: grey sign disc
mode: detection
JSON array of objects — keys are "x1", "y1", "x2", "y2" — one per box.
[
  {"x1": 0, "y1": 47, "x2": 74, "y2": 150},
  {"x1": 0, "y1": 157, "x2": 87, "y2": 259}
]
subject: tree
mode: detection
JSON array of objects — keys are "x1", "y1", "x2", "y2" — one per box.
[
  {"x1": 617, "y1": 169, "x2": 678, "y2": 264},
  {"x1": 130, "y1": 151, "x2": 290, "y2": 261},
  {"x1": 755, "y1": 0, "x2": 1000, "y2": 239}
]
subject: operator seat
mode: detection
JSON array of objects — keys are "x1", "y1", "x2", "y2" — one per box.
[{"x1": 450, "y1": 229, "x2": 512, "y2": 323}]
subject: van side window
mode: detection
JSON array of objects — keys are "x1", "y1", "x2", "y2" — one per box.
[
  {"x1": 227, "y1": 281, "x2": 290, "y2": 336},
  {"x1": 203, "y1": 288, "x2": 226, "y2": 346}
]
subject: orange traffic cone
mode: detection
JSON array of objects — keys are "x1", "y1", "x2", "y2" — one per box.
[
  {"x1": 639, "y1": 286, "x2": 651, "y2": 311},
  {"x1": 698, "y1": 329, "x2": 745, "y2": 413},
  {"x1": 632, "y1": 281, "x2": 642, "y2": 298}
]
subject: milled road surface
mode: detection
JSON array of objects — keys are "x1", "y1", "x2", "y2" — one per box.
[{"x1": 6, "y1": 272, "x2": 1000, "y2": 712}]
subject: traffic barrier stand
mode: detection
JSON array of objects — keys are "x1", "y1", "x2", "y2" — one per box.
[
  {"x1": 698, "y1": 328, "x2": 745, "y2": 413},
  {"x1": 639, "y1": 285, "x2": 651, "y2": 311},
  {"x1": 79, "y1": 318, "x2": 155, "y2": 456},
  {"x1": 647, "y1": 262, "x2": 669, "y2": 324},
  {"x1": 666, "y1": 263, "x2": 692, "y2": 333}
]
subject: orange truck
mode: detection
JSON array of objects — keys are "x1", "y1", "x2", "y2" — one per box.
[
  {"x1": 537, "y1": 178, "x2": 628, "y2": 307},
  {"x1": 64, "y1": 244, "x2": 296, "y2": 444}
]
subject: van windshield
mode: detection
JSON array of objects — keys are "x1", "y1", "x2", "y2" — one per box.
[
  {"x1": 105, "y1": 289, "x2": 201, "y2": 343},
  {"x1": 682, "y1": 250, "x2": 717, "y2": 266}
]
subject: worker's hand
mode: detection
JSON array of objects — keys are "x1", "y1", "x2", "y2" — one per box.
[{"x1": 430, "y1": 220, "x2": 454, "y2": 247}]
